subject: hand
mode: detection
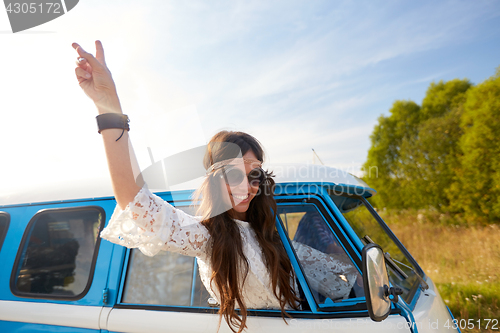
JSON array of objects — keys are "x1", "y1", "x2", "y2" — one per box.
[{"x1": 72, "y1": 40, "x2": 122, "y2": 114}]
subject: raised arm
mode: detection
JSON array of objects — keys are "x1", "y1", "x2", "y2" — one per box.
[{"x1": 72, "y1": 41, "x2": 141, "y2": 209}]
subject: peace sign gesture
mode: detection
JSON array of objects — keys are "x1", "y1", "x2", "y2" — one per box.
[{"x1": 72, "y1": 40, "x2": 122, "y2": 114}]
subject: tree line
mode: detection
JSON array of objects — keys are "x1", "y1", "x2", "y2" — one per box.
[{"x1": 362, "y1": 67, "x2": 500, "y2": 223}]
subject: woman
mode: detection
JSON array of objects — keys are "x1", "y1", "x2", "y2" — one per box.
[{"x1": 72, "y1": 41, "x2": 356, "y2": 333}]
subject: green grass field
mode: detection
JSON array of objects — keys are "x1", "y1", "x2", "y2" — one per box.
[{"x1": 379, "y1": 210, "x2": 500, "y2": 333}]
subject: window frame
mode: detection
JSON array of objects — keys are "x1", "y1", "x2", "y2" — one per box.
[
  {"x1": 118, "y1": 246, "x2": 202, "y2": 308},
  {"x1": 276, "y1": 195, "x2": 368, "y2": 313},
  {"x1": 359, "y1": 196, "x2": 424, "y2": 305},
  {"x1": 116, "y1": 242, "x2": 227, "y2": 316},
  {"x1": 327, "y1": 190, "x2": 424, "y2": 307},
  {"x1": 115, "y1": 201, "x2": 216, "y2": 312},
  {"x1": 10, "y1": 206, "x2": 105, "y2": 301},
  {"x1": 359, "y1": 196, "x2": 424, "y2": 276},
  {"x1": 0, "y1": 212, "x2": 10, "y2": 254}
]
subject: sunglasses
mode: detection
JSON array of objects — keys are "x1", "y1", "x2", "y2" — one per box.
[{"x1": 221, "y1": 167, "x2": 267, "y2": 187}]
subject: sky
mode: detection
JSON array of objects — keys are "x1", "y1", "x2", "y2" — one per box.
[{"x1": 1, "y1": 0, "x2": 500, "y2": 194}]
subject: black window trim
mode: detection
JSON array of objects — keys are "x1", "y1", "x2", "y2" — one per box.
[
  {"x1": 113, "y1": 302, "x2": 401, "y2": 319},
  {"x1": 10, "y1": 205, "x2": 105, "y2": 301},
  {"x1": 0, "y1": 212, "x2": 10, "y2": 254}
]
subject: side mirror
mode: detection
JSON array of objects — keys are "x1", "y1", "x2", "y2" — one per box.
[{"x1": 362, "y1": 243, "x2": 402, "y2": 321}]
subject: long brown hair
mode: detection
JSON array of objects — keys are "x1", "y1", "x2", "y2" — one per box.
[{"x1": 194, "y1": 131, "x2": 300, "y2": 333}]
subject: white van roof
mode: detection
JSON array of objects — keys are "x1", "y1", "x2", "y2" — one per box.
[{"x1": 0, "y1": 164, "x2": 373, "y2": 206}]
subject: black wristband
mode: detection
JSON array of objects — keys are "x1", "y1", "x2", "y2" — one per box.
[{"x1": 96, "y1": 113, "x2": 130, "y2": 141}]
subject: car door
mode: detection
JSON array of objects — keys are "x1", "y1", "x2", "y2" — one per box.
[
  {"x1": 103, "y1": 191, "x2": 411, "y2": 333},
  {"x1": 274, "y1": 193, "x2": 412, "y2": 332},
  {"x1": 0, "y1": 199, "x2": 116, "y2": 332}
]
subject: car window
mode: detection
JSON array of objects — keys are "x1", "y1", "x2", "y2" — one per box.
[
  {"x1": 277, "y1": 203, "x2": 364, "y2": 308},
  {"x1": 122, "y1": 250, "x2": 211, "y2": 307},
  {"x1": 330, "y1": 193, "x2": 420, "y2": 303},
  {"x1": 121, "y1": 205, "x2": 212, "y2": 308},
  {"x1": 11, "y1": 207, "x2": 104, "y2": 299},
  {"x1": 0, "y1": 213, "x2": 9, "y2": 253}
]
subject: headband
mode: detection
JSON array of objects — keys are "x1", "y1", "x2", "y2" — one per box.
[{"x1": 206, "y1": 157, "x2": 262, "y2": 175}]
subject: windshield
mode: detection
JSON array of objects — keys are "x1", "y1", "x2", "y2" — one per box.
[{"x1": 330, "y1": 194, "x2": 420, "y2": 304}]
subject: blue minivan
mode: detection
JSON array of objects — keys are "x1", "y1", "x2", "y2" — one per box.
[{"x1": 0, "y1": 164, "x2": 459, "y2": 332}]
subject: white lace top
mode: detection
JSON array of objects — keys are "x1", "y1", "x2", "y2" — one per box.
[{"x1": 100, "y1": 187, "x2": 357, "y2": 309}]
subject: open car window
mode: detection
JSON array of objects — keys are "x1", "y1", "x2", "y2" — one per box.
[
  {"x1": 122, "y1": 249, "x2": 211, "y2": 307},
  {"x1": 277, "y1": 202, "x2": 364, "y2": 310},
  {"x1": 120, "y1": 205, "x2": 212, "y2": 308}
]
